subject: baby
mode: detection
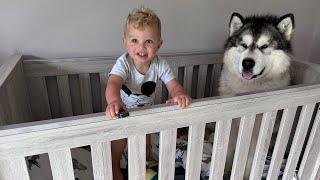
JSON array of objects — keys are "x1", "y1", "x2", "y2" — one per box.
[{"x1": 105, "y1": 6, "x2": 191, "y2": 180}]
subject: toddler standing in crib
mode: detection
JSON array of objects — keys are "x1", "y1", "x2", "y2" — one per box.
[{"x1": 105, "y1": 6, "x2": 191, "y2": 180}]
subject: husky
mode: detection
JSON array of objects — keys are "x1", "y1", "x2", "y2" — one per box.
[
  {"x1": 218, "y1": 13, "x2": 295, "y2": 179},
  {"x1": 219, "y1": 13, "x2": 294, "y2": 95}
]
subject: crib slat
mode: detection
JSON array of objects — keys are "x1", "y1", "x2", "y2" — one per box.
[
  {"x1": 46, "y1": 76, "x2": 61, "y2": 118},
  {"x1": 0, "y1": 157, "x2": 30, "y2": 180},
  {"x1": 230, "y1": 114, "x2": 256, "y2": 180},
  {"x1": 49, "y1": 149, "x2": 75, "y2": 180},
  {"x1": 79, "y1": 73, "x2": 93, "y2": 114},
  {"x1": 283, "y1": 103, "x2": 316, "y2": 179},
  {"x1": 0, "y1": 87, "x2": 12, "y2": 125},
  {"x1": 154, "y1": 80, "x2": 163, "y2": 104},
  {"x1": 27, "y1": 77, "x2": 52, "y2": 120},
  {"x1": 210, "y1": 64, "x2": 221, "y2": 96},
  {"x1": 91, "y1": 142, "x2": 113, "y2": 180},
  {"x1": 57, "y1": 75, "x2": 73, "y2": 116},
  {"x1": 185, "y1": 123, "x2": 206, "y2": 180},
  {"x1": 266, "y1": 107, "x2": 297, "y2": 180},
  {"x1": 167, "y1": 67, "x2": 179, "y2": 100},
  {"x1": 5, "y1": 61, "x2": 32, "y2": 123},
  {"x1": 249, "y1": 111, "x2": 277, "y2": 180},
  {"x1": 100, "y1": 73, "x2": 107, "y2": 111},
  {"x1": 196, "y1": 64, "x2": 208, "y2": 99},
  {"x1": 216, "y1": 64, "x2": 222, "y2": 95},
  {"x1": 209, "y1": 118, "x2": 232, "y2": 180},
  {"x1": 184, "y1": 66, "x2": 193, "y2": 95},
  {"x1": 128, "y1": 135, "x2": 146, "y2": 180},
  {"x1": 316, "y1": 167, "x2": 320, "y2": 180},
  {"x1": 298, "y1": 106, "x2": 320, "y2": 179},
  {"x1": 158, "y1": 129, "x2": 177, "y2": 180}
]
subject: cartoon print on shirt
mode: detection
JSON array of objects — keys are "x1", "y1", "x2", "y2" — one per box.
[
  {"x1": 140, "y1": 81, "x2": 156, "y2": 96},
  {"x1": 121, "y1": 81, "x2": 156, "y2": 108}
]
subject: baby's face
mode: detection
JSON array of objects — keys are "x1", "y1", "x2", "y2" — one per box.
[{"x1": 124, "y1": 24, "x2": 162, "y2": 65}]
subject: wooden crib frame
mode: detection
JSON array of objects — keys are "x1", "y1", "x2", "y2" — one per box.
[{"x1": 1, "y1": 52, "x2": 320, "y2": 180}]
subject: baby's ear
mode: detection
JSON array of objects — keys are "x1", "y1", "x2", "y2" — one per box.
[
  {"x1": 157, "y1": 39, "x2": 163, "y2": 49},
  {"x1": 277, "y1": 13, "x2": 295, "y2": 41},
  {"x1": 229, "y1": 12, "x2": 244, "y2": 36}
]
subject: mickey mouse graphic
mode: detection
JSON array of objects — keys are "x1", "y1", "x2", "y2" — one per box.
[{"x1": 120, "y1": 81, "x2": 156, "y2": 108}]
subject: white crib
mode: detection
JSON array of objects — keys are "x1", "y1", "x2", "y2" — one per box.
[{"x1": 0, "y1": 52, "x2": 320, "y2": 180}]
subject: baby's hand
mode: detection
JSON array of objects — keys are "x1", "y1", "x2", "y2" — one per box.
[
  {"x1": 166, "y1": 93, "x2": 191, "y2": 109},
  {"x1": 106, "y1": 99, "x2": 126, "y2": 118}
]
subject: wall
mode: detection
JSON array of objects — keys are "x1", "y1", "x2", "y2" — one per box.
[
  {"x1": 0, "y1": 0, "x2": 319, "y2": 62},
  {"x1": 307, "y1": 11, "x2": 320, "y2": 64}
]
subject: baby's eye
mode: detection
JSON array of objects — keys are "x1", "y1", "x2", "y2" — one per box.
[
  {"x1": 131, "y1": 39, "x2": 138, "y2": 43},
  {"x1": 145, "y1": 39, "x2": 154, "y2": 44}
]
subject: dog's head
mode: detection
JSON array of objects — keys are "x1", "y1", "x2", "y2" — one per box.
[{"x1": 223, "y1": 13, "x2": 294, "y2": 80}]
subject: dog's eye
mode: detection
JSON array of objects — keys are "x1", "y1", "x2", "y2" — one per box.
[
  {"x1": 240, "y1": 43, "x2": 248, "y2": 49},
  {"x1": 260, "y1": 44, "x2": 269, "y2": 50}
]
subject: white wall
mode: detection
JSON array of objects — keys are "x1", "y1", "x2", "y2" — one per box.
[
  {"x1": 0, "y1": 0, "x2": 319, "y2": 62},
  {"x1": 307, "y1": 10, "x2": 320, "y2": 64}
]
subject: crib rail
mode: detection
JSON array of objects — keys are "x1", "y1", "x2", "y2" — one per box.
[
  {"x1": 21, "y1": 52, "x2": 320, "y2": 123},
  {"x1": 22, "y1": 52, "x2": 223, "y2": 121},
  {"x1": 0, "y1": 84, "x2": 320, "y2": 180},
  {"x1": 0, "y1": 55, "x2": 32, "y2": 125}
]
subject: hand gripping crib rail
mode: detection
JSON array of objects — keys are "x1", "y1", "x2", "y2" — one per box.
[{"x1": 1, "y1": 52, "x2": 320, "y2": 180}]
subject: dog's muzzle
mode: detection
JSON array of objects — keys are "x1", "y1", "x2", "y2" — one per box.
[
  {"x1": 241, "y1": 58, "x2": 265, "y2": 80},
  {"x1": 242, "y1": 58, "x2": 255, "y2": 70},
  {"x1": 242, "y1": 67, "x2": 265, "y2": 80}
]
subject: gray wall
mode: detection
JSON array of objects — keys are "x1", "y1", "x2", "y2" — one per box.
[
  {"x1": 308, "y1": 10, "x2": 320, "y2": 64},
  {"x1": 1, "y1": 0, "x2": 319, "y2": 62}
]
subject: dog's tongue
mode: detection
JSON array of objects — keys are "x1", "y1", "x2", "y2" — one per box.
[{"x1": 242, "y1": 72, "x2": 254, "y2": 80}]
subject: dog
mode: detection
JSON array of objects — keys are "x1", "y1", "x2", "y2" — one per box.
[
  {"x1": 219, "y1": 12, "x2": 294, "y2": 96},
  {"x1": 218, "y1": 12, "x2": 295, "y2": 179}
]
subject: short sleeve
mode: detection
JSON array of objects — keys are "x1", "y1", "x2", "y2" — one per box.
[
  {"x1": 109, "y1": 55, "x2": 129, "y2": 81},
  {"x1": 157, "y1": 58, "x2": 175, "y2": 84}
]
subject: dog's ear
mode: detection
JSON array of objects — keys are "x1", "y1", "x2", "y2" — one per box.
[
  {"x1": 277, "y1": 13, "x2": 295, "y2": 41},
  {"x1": 229, "y1": 12, "x2": 244, "y2": 36}
]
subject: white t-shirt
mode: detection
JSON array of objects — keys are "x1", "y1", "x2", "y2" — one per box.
[{"x1": 109, "y1": 53, "x2": 175, "y2": 108}]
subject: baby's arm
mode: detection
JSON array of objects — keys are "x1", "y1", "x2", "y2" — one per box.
[
  {"x1": 105, "y1": 75, "x2": 125, "y2": 118},
  {"x1": 165, "y1": 79, "x2": 191, "y2": 109}
]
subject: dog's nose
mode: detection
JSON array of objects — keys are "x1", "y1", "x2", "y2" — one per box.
[{"x1": 242, "y1": 58, "x2": 255, "y2": 70}]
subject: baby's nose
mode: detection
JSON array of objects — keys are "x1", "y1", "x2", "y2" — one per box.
[{"x1": 138, "y1": 43, "x2": 146, "y2": 50}]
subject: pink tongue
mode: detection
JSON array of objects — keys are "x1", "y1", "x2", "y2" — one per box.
[{"x1": 242, "y1": 72, "x2": 254, "y2": 80}]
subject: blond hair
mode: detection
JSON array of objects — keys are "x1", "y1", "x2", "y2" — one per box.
[{"x1": 125, "y1": 6, "x2": 161, "y2": 37}]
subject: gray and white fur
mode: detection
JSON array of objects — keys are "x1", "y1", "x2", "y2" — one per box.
[
  {"x1": 219, "y1": 13, "x2": 294, "y2": 95},
  {"x1": 218, "y1": 13, "x2": 295, "y2": 179}
]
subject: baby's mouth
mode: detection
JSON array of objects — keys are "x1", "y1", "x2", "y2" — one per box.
[{"x1": 137, "y1": 52, "x2": 147, "y2": 58}]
